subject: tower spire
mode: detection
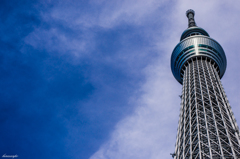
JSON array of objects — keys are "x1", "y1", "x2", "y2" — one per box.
[{"x1": 186, "y1": 9, "x2": 196, "y2": 28}]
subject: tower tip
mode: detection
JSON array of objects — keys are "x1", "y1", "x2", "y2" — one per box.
[
  {"x1": 186, "y1": 9, "x2": 195, "y2": 17},
  {"x1": 186, "y1": 9, "x2": 196, "y2": 28}
]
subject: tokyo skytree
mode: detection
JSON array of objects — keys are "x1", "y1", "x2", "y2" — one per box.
[{"x1": 171, "y1": 9, "x2": 240, "y2": 159}]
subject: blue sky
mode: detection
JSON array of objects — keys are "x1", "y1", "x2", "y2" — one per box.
[{"x1": 1, "y1": 0, "x2": 240, "y2": 159}]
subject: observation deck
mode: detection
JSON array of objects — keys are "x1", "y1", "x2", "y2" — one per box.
[{"x1": 171, "y1": 10, "x2": 227, "y2": 84}]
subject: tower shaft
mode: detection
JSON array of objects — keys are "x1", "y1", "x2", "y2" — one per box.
[{"x1": 175, "y1": 57, "x2": 240, "y2": 159}]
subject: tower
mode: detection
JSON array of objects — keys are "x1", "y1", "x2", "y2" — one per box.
[{"x1": 171, "y1": 9, "x2": 240, "y2": 159}]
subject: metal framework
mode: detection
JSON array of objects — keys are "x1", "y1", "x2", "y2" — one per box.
[{"x1": 171, "y1": 10, "x2": 240, "y2": 159}]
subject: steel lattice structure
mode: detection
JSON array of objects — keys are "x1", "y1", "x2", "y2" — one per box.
[{"x1": 171, "y1": 10, "x2": 240, "y2": 159}]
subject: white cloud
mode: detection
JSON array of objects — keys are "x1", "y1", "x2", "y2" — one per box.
[
  {"x1": 90, "y1": 61, "x2": 181, "y2": 159},
  {"x1": 24, "y1": 26, "x2": 96, "y2": 59},
  {"x1": 25, "y1": 0, "x2": 172, "y2": 61},
  {"x1": 48, "y1": 0, "x2": 168, "y2": 29}
]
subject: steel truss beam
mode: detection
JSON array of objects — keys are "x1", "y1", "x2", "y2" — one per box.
[{"x1": 174, "y1": 57, "x2": 240, "y2": 159}]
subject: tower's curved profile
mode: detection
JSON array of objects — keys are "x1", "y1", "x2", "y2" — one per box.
[{"x1": 171, "y1": 9, "x2": 240, "y2": 159}]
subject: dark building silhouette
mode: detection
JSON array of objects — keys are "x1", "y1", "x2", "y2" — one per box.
[{"x1": 171, "y1": 9, "x2": 240, "y2": 159}]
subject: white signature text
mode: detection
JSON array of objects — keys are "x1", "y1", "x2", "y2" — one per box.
[{"x1": 2, "y1": 154, "x2": 18, "y2": 158}]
